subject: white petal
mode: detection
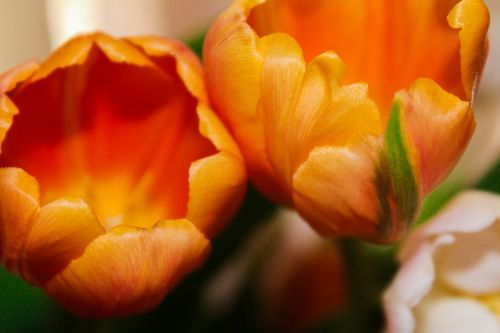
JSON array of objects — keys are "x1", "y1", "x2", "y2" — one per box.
[
  {"x1": 401, "y1": 191, "x2": 500, "y2": 260},
  {"x1": 414, "y1": 292, "x2": 500, "y2": 333},
  {"x1": 435, "y1": 220, "x2": 500, "y2": 295},
  {"x1": 383, "y1": 235, "x2": 454, "y2": 333},
  {"x1": 385, "y1": 191, "x2": 500, "y2": 333}
]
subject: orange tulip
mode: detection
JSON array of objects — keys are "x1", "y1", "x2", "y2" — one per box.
[
  {"x1": 204, "y1": 0, "x2": 490, "y2": 242},
  {"x1": 0, "y1": 33, "x2": 246, "y2": 317}
]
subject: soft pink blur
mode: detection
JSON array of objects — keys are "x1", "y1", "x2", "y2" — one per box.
[{"x1": 384, "y1": 191, "x2": 500, "y2": 333}]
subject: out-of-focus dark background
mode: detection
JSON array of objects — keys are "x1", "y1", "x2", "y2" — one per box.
[{"x1": 0, "y1": 1, "x2": 498, "y2": 332}]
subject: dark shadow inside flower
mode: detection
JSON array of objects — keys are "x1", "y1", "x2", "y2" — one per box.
[
  {"x1": 247, "y1": 0, "x2": 465, "y2": 115},
  {"x1": 1, "y1": 46, "x2": 216, "y2": 231}
]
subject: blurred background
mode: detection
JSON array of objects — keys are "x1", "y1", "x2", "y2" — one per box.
[
  {"x1": 0, "y1": 0, "x2": 498, "y2": 332},
  {"x1": 0, "y1": 0, "x2": 233, "y2": 71}
]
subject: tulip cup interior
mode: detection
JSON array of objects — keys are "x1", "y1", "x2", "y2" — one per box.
[
  {"x1": 1, "y1": 46, "x2": 216, "y2": 231},
  {"x1": 247, "y1": 0, "x2": 466, "y2": 114}
]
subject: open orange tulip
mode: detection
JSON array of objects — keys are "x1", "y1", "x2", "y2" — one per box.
[
  {"x1": 204, "y1": 0, "x2": 490, "y2": 243},
  {"x1": 0, "y1": 33, "x2": 246, "y2": 317}
]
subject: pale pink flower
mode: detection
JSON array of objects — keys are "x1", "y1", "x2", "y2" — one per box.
[{"x1": 384, "y1": 190, "x2": 500, "y2": 333}]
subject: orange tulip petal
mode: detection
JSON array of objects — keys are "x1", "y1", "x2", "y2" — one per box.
[
  {"x1": 257, "y1": 33, "x2": 305, "y2": 195},
  {"x1": 448, "y1": 0, "x2": 490, "y2": 100},
  {"x1": 187, "y1": 104, "x2": 246, "y2": 236},
  {"x1": 292, "y1": 137, "x2": 382, "y2": 241},
  {"x1": 257, "y1": 33, "x2": 382, "y2": 201},
  {"x1": 0, "y1": 96, "x2": 19, "y2": 153},
  {"x1": 204, "y1": 0, "x2": 263, "y2": 121},
  {"x1": 22, "y1": 197, "x2": 105, "y2": 284},
  {"x1": 0, "y1": 168, "x2": 40, "y2": 273},
  {"x1": 44, "y1": 220, "x2": 209, "y2": 317},
  {"x1": 396, "y1": 78, "x2": 474, "y2": 195},
  {"x1": 0, "y1": 61, "x2": 39, "y2": 93},
  {"x1": 289, "y1": 52, "x2": 382, "y2": 164},
  {"x1": 247, "y1": 0, "x2": 489, "y2": 116},
  {"x1": 197, "y1": 103, "x2": 242, "y2": 160},
  {"x1": 187, "y1": 153, "x2": 246, "y2": 237},
  {"x1": 30, "y1": 33, "x2": 157, "y2": 83},
  {"x1": 126, "y1": 36, "x2": 208, "y2": 103},
  {"x1": 204, "y1": 0, "x2": 286, "y2": 204}
]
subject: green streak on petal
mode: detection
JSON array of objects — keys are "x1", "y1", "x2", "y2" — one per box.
[
  {"x1": 376, "y1": 100, "x2": 419, "y2": 240},
  {"x1": 385, "y1": 100, "x2": 419, "y2": 219},
  {"x1": 374, "y1": 155, "x2": 393, "y2": 238}
]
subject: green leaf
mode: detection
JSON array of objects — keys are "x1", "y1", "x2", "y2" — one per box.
[
  {"x1": 415, "y1": 181, "x2": 464, "y2": 226},
  {"x1": 475, "y1": 159, "x2": 500, "y2": 194},
  {"x1": 186, "y1": 32, "x2": 206, "y2": 59},
  {"x1": 0, "y1": 267, "x2": 58, "y2": 332}
]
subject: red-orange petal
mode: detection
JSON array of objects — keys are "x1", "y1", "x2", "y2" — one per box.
[
  {"x1": 44, "y1": 220, "x2": 209, "y2": 317},
  {"x1": 0, "y1": 168, "x2": 40, "y2": 273},
  {"x1": 0, "y1": 61, "x2": 39, "y2": 150},
  {"x1": 124, "y1": 37, "x2": 247, "y2": 233}
]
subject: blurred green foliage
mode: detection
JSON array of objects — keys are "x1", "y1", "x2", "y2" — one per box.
[
  {"x1": 475, "y1": 159, "x2": 500, "y2": 193},
  {"x1": 0, "y1": 268, "x2": 57, "y2": 332},
  {"x1": 186, "y1": 33, "x2": 206, "y2": 58}
]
